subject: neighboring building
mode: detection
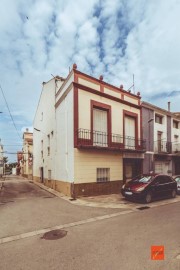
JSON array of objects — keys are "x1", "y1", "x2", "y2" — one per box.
[
  {"x1": 17, "y1": 151, "x2": 23, "y2": 175},
  {"x1": 33, "y1": 64, "x2": 145, "y2": 197},
  {"x1": 142, "y1": 101, "x2": 180, "y2": 175},
  {"x1": 0, "y1": 139, "x2": 3, "y2": 177},
  {"x1": 21, "y1": 129, "x2": 33, "y2": 179}
]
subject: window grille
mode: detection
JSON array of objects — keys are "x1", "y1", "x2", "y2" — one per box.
[{"x1": 97, "y1": 168, "x2": 110, "y2": 182}]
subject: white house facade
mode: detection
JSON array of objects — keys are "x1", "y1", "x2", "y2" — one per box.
[{"x1": 33, "y1": 65, "x2": 145, "y2": 197}]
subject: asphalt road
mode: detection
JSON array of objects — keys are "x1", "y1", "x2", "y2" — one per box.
[{"x1": 0, "y1": 176, "x2": 179, "y2": 270}]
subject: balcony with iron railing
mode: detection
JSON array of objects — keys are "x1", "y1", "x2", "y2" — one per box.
[
  {"x1": 154, "y1": 141, "x2": 180, "y2": 154},
  {"x1": 172, "y1": 142, "x2": 180, "y2": 154},
  {"x1": 154, "y1": 141, "x2": 172, "y2": 154},
  {"x1": 76, "y1": 128, "x2": 146, "y2": 152}
]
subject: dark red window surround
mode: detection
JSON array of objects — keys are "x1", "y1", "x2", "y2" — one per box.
[
  {"x1": 123, "y1": 110, "x2": 139, "y2": 148},
  {"x1": 91, "y1": 100, "x2": 112, "y2": 146}
]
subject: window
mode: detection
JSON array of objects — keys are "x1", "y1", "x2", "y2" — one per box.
[
  {"x1": 97, "y1": 168, "x2": 110, "y2": 182},
  {"x1": 156, "y1": 176, "x2": 172, "y2": 184},
  {"x1": 155, "y1": 114, "x2": 163, "y2": 124},
  {"x1": 173, "y1": 120, "x2": 179, "y2": 129},
  {"x1": 93, "y1": 108, "x2": 108, "y2": 147},
  {"x1": 47, "y1": 146, "x2": 50, "y2": 156},
  {"x1": 41, "y1": 150, "x2": 43, "y2": 158},
  {"x1": 124, "y1": 116, "x2": 136, "y2": 149}
]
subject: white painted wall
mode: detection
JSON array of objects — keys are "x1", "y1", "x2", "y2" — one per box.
[
  {"x1": 154, "y1": 111, "x2": 167, "y2": 152},
  {"x1": 55, "y1": 89, "x2": 74, "y2": 182},
  {"x1": 172, "y1": 118, "x2": 180, "y2": 152},
  {"x1": 56, "y1": 71, "x2": 74, "y2": 101},
  {"x1": 33, "y1": 78, "x2": 64, "y2": 181}
]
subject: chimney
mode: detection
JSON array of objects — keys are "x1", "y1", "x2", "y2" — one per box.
[
  {"x1": 26, "y1": 128, "x2": 29, "y2": 132},
  {"x1": 168, "y1": 101, "x2": 171, "y2": 112}
]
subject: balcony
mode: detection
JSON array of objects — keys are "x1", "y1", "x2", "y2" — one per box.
[
  {"x1": 76, "y1": 128, "x2": 146, "y2": 152},
  {"x1": 154, "y1": 141, "x2": 172, "y2": 154},
  {"x1": 172, "y1": 143, "x2": 180, "y2": 154}
]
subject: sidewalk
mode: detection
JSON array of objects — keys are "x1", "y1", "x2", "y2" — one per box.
[
  {"x1": 34, "y1": 181, "x2": 135, "y2": 209},
  {"x1": 33, "y1": 180, "x2": 180, "y2": 209}
]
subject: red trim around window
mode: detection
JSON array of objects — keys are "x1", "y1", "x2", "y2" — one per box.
[
  {"x1": 91, "y1": 100, "x2": 112, "y2": 146},
  {"x1": 123, "y1": 110, "x2": 139, "y2": 148}
]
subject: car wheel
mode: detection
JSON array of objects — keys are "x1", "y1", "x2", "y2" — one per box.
[
  {"x1": 171, "y1": 189, "x2": 176, "y2": 198},
  {"x1": 145, "y1": 192, "x2": 152, "y2": 203}
]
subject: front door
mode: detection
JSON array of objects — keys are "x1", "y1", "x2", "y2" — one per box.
[
  {"x1": 40, "y1": 167, "x2": 44, "y2": 183},
  {"x1": 123, "y1": 159, "x2": 142, "y2": 183}
]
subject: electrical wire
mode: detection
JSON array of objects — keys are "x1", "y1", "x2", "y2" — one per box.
[{"x1": 0, "y1": 84, "x2": 21, "y2": 140}]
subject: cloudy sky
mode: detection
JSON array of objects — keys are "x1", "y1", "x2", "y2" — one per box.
[{"x1": 0, "y1": 0, "x2": 180, "y2": 162}]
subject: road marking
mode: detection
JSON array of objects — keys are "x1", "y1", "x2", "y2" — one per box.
[{"x1": 0, "y1": 210, "x2": 134, "y2": 245}]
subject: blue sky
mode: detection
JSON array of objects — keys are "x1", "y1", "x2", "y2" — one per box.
[{"x1": 0, "y1": 0, "x2": 180, "y2": 162}]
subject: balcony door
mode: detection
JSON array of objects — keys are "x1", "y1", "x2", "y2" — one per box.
[
  {"x1": 124, "y1": 116, "x2": 135, "y2": 149},
  {"x1": 157, "y1": 131, "x2": 162, "y2": 152},
  {"x1": 93, "y1": 108, "x2": 108, "y2": 147}
]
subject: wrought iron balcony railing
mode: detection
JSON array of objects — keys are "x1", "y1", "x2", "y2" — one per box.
[
  {"x1": 172, "y1": 143, "x2": 180, "y2": 153},
  {"x1": 154, "y1": 141, "x2": 172, "y2": 153},
  {"x1": 77, "y1": 128, "x2": 146, "y2": 151}
]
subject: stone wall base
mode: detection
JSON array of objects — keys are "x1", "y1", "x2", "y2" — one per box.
[
  {"x1": 33, "y1": 177, "x2": 123, "y2": 198},
  {"x1": 73, "y1": 180, "x2": 123, "y2": 197}
]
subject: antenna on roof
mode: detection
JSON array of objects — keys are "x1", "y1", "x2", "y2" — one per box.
[{"x1": 127, "y1": 74, "x2": 135, "y2": 93}]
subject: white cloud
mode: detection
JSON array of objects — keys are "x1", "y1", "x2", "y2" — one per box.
[{"x1": 0, "y1": 0, "x2": 180, "y2": 160}]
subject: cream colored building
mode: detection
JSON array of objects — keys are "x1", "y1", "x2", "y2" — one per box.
[
  {"x1": 33, "y1": 65, "x2": 145, "y2": 197},
  {"x1": 21, "y1": 129, "x2": 33, "y2": 179}
]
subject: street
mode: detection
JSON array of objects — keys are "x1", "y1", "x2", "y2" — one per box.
[{"x1": 0, "y1": 175, "x2": 180, "y2": 270}]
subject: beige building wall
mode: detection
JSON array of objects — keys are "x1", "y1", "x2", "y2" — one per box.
[
  {"x1": 78, "y1": 89, "x2": 141, "y2": 139},
  {"x1": 74, "y1": 149, "x2": 123, "y2": 184},
  {"x1": 78, "y1": 77, "x2": 100, "y2": 91},
  {"x1": 124, "y1": 94, "x2": 139, "y2": 105},
  {"x1": 104, "y1": 87, "x2": 121, "y2": 99}
]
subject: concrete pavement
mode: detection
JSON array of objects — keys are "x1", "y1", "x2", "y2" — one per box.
[{"x1": 33, "y1": 178, "x2": 180, "y2": 209}]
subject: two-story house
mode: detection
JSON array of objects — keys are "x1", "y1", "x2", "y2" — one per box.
[
  {"x1": 33, "y1": 64, "x2": 146, "y2": 197},
  {"x1": 142, "y1": 101, "x2": 180, "y2": 175}
]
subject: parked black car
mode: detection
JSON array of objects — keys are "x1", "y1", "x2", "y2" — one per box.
[{"x1": 121, "y1": 174, "x2": 177, "y2": 203}]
